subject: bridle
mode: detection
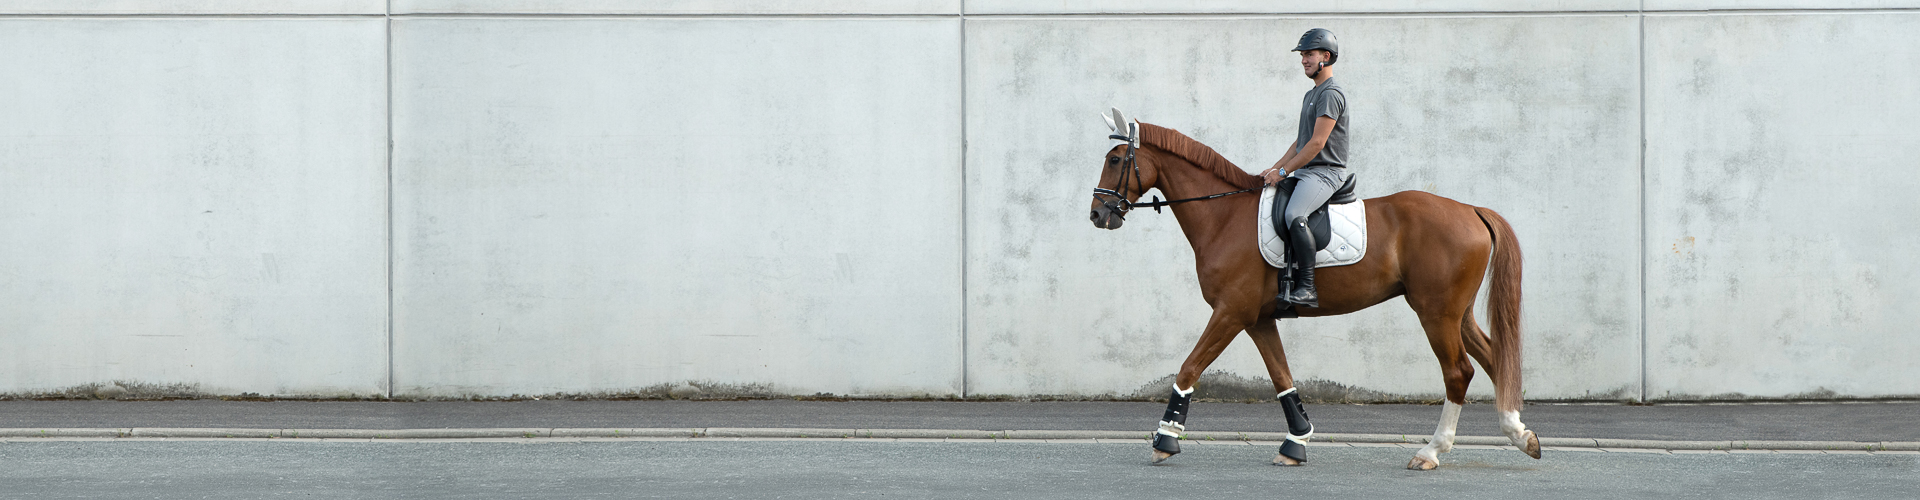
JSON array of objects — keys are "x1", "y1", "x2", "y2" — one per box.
[{"x1": 1092, "y1": 133, "x2": 1258, "y2": 222}]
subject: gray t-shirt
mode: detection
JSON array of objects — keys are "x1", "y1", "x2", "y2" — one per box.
[{"x1": 1293, "y1": 77, "x2": 1348, "y2": 170}]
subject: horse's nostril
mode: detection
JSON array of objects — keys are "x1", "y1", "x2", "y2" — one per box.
[{"x1": 1090, "y1": 210, "x2": 1099, "y2": 221}]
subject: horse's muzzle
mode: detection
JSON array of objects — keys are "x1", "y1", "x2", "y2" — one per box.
[{"x1": 1090, "y1": 205, "x2": 1125, "y2": 230}]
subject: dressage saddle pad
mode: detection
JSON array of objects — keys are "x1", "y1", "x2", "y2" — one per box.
[{"x1": 1257, "y1": 185, "x2": 1368, "y2": 269}]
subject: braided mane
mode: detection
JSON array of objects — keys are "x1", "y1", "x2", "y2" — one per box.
[{"x1": 1136, "y1": 123, "x2": 1265, "y2": 190}]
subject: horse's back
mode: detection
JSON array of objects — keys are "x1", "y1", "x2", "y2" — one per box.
[{"x1": 1363, "y1": 190, "x2": 1496, "y2": 242}]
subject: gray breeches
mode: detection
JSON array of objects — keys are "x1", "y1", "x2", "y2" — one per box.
[{"x1": 1283, "y1": 166, "x2": 1347, "y2": 223}]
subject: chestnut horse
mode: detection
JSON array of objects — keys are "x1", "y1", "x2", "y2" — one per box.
[{"x1": 1088, "y1": 112, "x2": 1539, "y2": 470}]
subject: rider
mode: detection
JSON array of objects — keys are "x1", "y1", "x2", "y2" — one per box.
[{"x1": 1260, "y1": 28, "x2": 1348, "y2": 309}]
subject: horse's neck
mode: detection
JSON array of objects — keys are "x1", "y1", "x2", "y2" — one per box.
[{"x1": 1148, "y1": 150, "x2": 1242, "y2": 251}]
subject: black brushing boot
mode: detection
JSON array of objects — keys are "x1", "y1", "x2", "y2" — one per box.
[
  {"x1": 1151, "y1": 386, "x2": 1193, "y2": 462},
  {"x1": 1285, "y1": 216, "x2": 1319, "y2": 308},
  {"x1": 1275, "y1": 388, "x2": 1314, "y2": 465}
]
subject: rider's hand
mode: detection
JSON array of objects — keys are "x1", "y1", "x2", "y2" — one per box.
[{"x1": 1262, "y1": 168, "x2": 1284, "y2": 185}]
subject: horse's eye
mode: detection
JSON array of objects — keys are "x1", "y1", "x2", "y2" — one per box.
[{"x1": 1107, "y1": 157, "x2": 1120, "y2": 165}]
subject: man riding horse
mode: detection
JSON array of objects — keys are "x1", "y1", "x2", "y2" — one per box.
[{"x1": 1260, "y1": 28, "x2": 1347, "y2": 309}]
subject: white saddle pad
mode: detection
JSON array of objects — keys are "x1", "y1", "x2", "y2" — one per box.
[{"x1": 1257, "y1": 185, "x2": 1368, "y2": 269}]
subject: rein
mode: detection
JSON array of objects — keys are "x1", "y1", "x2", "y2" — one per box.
[{"x1": 1093, "y1": 133, "x2": 1259, "y2": 218}]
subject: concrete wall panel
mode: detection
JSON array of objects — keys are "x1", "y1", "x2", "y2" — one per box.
[
  {"x1": 0, "y1": 1, "x2": 384, "y2": 14},
  {"x1": 1647, "y1": 1, "x2": 1920, "y2": 10},
  {"x1": 390, "y1": 19, "x2": 963, "y2": 397},
  {"x1": 0, "y1": 19, "x2": 390, "y2": 395},
  {"x1": 964, "y1": 16, "x2": 1642, "y2": 399},
  {"x1": 1643, "y1": 13, "x2": 1920, "y2": 399},
  {"x1": 393, "y1": 0, "x2": 958, "y2": 15},
  {"x1": 965, "y1": 1, "x2": 1637, "y2": 15}
]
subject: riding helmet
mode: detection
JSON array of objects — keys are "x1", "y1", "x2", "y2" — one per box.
[{"x1": 1293, "y1": 28, "x2": 1339, "y2": 65}]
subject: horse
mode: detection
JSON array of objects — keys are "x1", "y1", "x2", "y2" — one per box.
[{"x1": 1087, "y1": 110, "x2": 1539, "y2": 470}]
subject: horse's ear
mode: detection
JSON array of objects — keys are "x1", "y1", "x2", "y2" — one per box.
[
  {"x1": 1110, "y1": 108, "x2": 1128, "y2": 131},
  {"x1": 1103, "y1": 110, "x2": 1118, "y2": 132}
]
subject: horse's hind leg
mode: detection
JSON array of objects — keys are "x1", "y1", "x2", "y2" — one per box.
[
  {"x1": 1462, "y1": 299, "x2": 1542, "y2": 458},
  {"x1": 1459, "y1": 301, "x2": 1499, "y2": 383},
  {"x1": 1405, "y1": 293, "x2": 1478, "y2": 470},
  {"x1": 1246, "y1": 319, "x2": 1312, "y2": 466}
]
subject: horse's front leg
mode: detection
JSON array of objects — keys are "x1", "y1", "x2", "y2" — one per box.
[
  {"x1": 1246, "y1": 319, "x2": 1313, "y2": 466},
  {"x1": 1150, "y1": 309, "x2": 1253, "y2": 463}
]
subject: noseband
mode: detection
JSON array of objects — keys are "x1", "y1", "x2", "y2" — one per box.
[{"x1": 1092, "y1": 134, "x2": 1258, "y2": 221}]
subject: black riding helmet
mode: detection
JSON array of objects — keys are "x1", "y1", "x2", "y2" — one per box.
[{"x1": 1293, "y1": 28, "x2": 1339, "y2": 65}]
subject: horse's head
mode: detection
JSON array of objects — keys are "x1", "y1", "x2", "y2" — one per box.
[{"x1": 1090, "y1": 108, "x2": 1160, "y2": 230}]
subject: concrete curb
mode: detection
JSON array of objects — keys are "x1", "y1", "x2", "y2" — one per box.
[{"x1": 0, "y1": 428, "x2": 1913, "y2": 452}]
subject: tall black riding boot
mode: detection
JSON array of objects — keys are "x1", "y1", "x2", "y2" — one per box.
[{"x1": 1285, "y1": 216, "x2": 1319, "y2": 308}]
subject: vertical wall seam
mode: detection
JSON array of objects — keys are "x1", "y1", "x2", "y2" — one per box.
[
  {"x1": 1637, "y1": 3, "x2": 1649, "y2": 404},
  {"x1": 958, "y1": 0, "x2": 969, "y2": 399},
  {"x1": 384, "y1": 0, "x2": 396, "y2": 399}
]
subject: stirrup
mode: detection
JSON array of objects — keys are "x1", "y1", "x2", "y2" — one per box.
[{"x1": 1286, "y1": 289, "x2": 1318, "y2": 308}]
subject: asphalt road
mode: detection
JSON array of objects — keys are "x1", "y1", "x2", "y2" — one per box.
[
  {"x1": 3, "y1": 400, "x2": 1915, "y2": 442},
  {"x1": 1, "y1": 439, "x2": 1915, "y2": 499}
]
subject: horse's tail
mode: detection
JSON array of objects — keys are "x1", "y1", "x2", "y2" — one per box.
[{"x1": 1474, "y1": 206, "x2": 1524, "y2": 413}]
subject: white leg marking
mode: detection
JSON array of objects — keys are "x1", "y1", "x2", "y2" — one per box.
[
  {"x1": 1501, "y1": 410, "x2": 1530, "y2": 447},
  {"x1": 1414, "y1": 401, "x2": 1462, "y2": 463}
]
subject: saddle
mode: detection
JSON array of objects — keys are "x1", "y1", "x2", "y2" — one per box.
[
  {"x1": 1256, "y1": 176, "x2": 1367, "y2": 271},
  {"x1": 1272, "y1": 175, "x2": 1357, "y2": 251}
]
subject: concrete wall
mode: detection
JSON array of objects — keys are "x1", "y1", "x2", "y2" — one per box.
[
  {"x1": 0, "y1": 15, "x2": 389, "y2": 396},
  {"x1": 1, "y1": 2, "x2": 1913, "y2": 400},
  {"x1": 389, "y1": 17, "x2": 963, "y2": 397},
  {"x1": 1642, "y1": 12, "x2": 1920, "y2": 399}
]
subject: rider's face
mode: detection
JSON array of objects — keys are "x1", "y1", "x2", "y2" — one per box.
[{"x1": 1298, "y1": 50, "x2": 1330, "y2": 78}]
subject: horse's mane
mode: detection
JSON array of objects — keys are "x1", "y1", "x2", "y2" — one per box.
[{"x1": 1136, "y1": 123, "x2": 1265, "y2": 190}]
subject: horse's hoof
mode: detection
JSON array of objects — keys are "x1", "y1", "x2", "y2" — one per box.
[
  {"x1": 1152, "y1": 450, "x2": 1175, "y2": 463},
  {"x1": 1406, "y1": 455, "x2": 1439, "y2": 470},
  {"x1": 1522, "y1": 430, "x2": 1542, "y2": 459},
  {"x1": 1271, "y1": 453, "x2": 1303, "y2": 466}
]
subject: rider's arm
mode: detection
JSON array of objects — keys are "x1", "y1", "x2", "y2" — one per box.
[
  {"x1": 1262, "y1": 147, "x2": 1298, "y2": 184},
  {"x1": 1279, "y1": 116, "x2": 1338, "y2": 175}
]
